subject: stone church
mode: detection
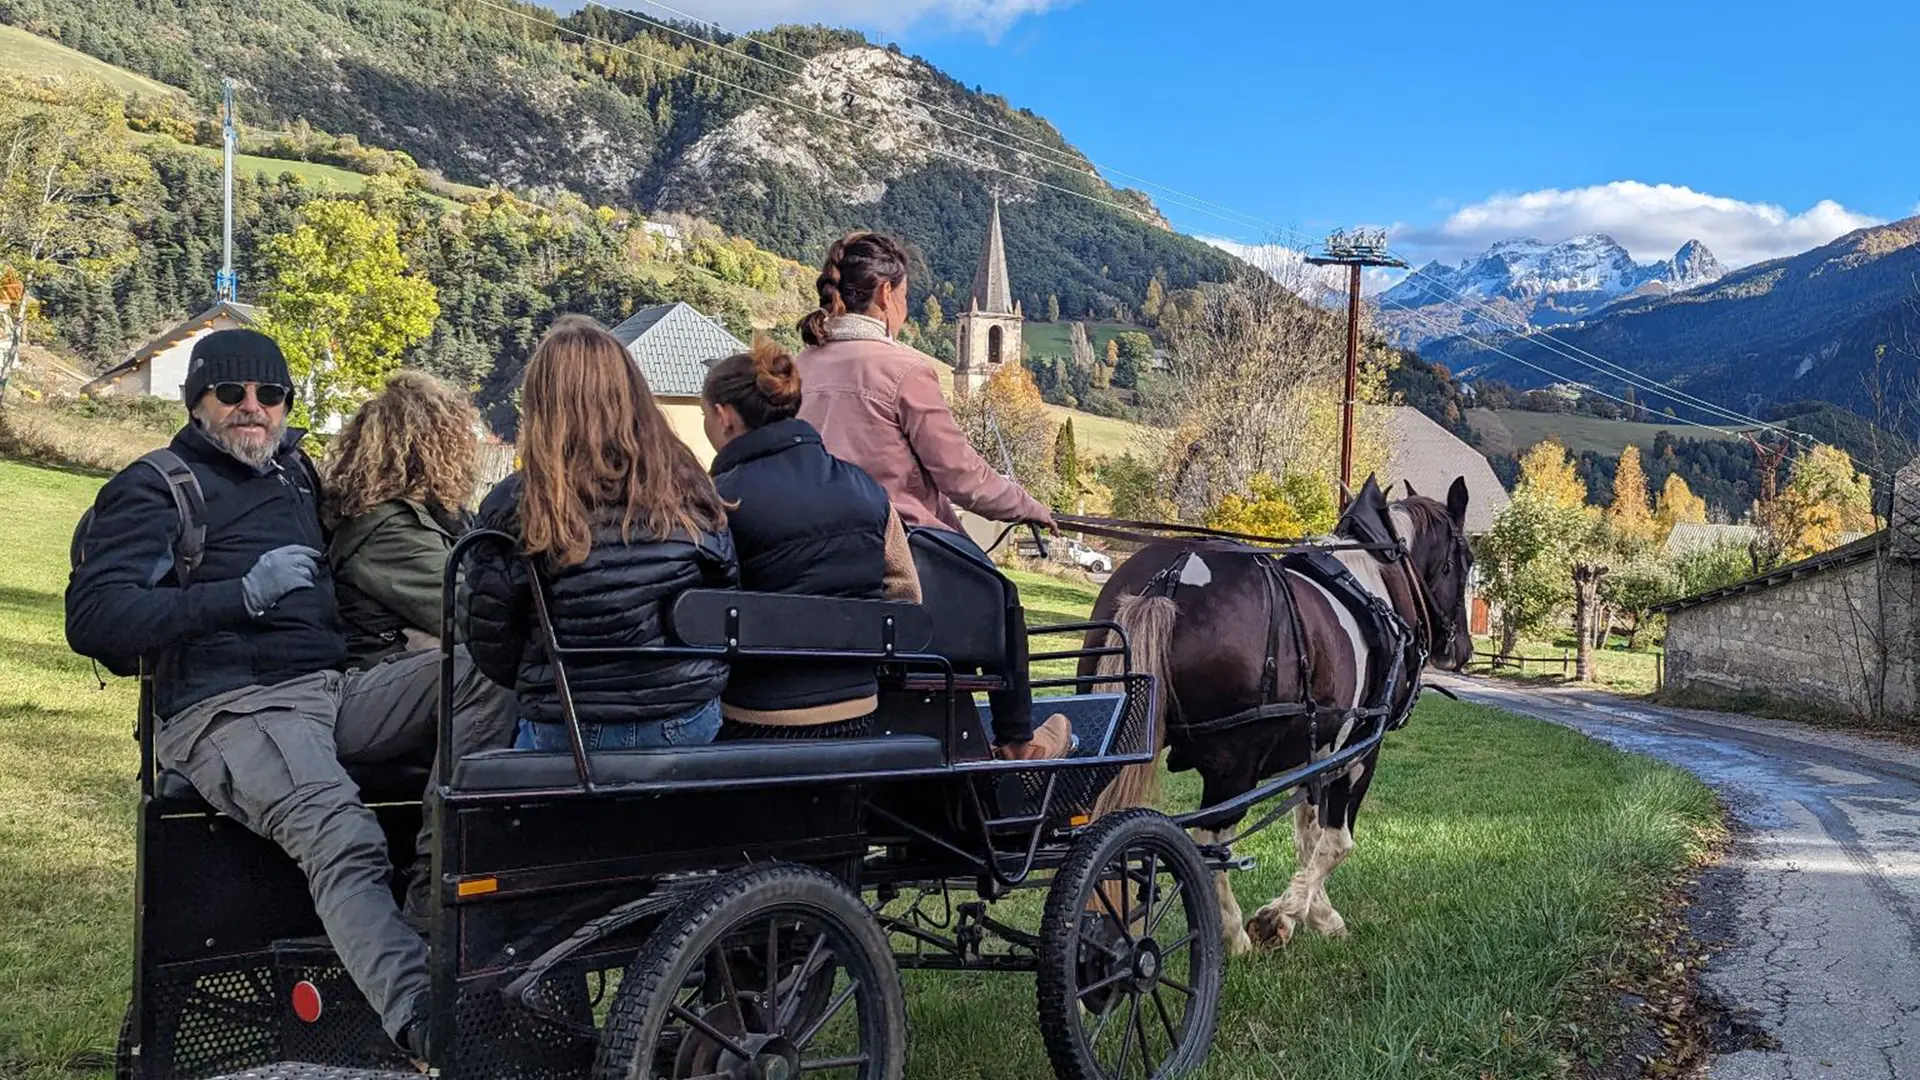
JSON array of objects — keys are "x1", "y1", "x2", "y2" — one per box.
[{"x1": 954, "y1": 197, "x2": 1022, "y2": 395}]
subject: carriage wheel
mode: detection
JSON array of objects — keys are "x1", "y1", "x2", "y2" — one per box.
[
  {"x1": 593, "y1": 863, "x2": 905, "y2": 1080},
  {"x1": 1037, "y1": 810, "x2": 1223, "y2": 1080}
]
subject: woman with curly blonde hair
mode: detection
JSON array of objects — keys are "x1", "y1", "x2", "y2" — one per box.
[{"x1": 323, "y1": 371, "x2": 480, "y2": 667}]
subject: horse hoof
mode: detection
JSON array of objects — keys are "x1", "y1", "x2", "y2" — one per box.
[
  {"x1": 1223, "y1": 928, "x2": 1254, "y2": 958},
  {"x1": 1244, "y1": 910, "x2": 1292, "y2": 948}
]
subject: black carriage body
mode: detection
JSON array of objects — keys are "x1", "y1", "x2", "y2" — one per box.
[{"x1": 124, "y1": 528, "x2": 1164, "y2": 1080}]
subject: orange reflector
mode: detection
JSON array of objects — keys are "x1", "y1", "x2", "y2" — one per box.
[
  {"x1": 456, "y1": 877, "x2": 499, "y2": 897},
  {"x1": 1069, "y1": 814, "x2": 1091, "y2": 827}
]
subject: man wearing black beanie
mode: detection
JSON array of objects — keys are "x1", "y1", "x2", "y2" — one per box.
[{"x1": 66, "y1": 328, "x2": 513, "y2": 1059}]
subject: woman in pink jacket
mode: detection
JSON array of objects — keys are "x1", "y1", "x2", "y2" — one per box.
[{"x1": 795, "y1": 231, "x2": 1068, "y2": 761}]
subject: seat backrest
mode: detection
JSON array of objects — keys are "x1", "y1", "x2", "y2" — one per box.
[
  {"x1": 669, "y1": 589, "x2": 933, "y2": 654},
  {"x1": 907, "y1": 529, "x2": 1007, "y2": 669}
]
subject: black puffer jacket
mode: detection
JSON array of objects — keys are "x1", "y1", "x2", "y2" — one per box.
[
  {"x1": 710, "y1": 418, "x2": 891, "y2": 711},
  {"x1": 464, "y1": 474, "x2": 738, "y2": 725},
  {"x1": 66, "y1": 423, "x2": 344, "y2": 720}
]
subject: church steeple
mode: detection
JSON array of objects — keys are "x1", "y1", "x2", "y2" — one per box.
[{"x1": 970, "y1": 196, "x2": 1014, "y2": 315}]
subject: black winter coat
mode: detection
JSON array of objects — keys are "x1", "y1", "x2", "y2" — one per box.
[
  {"x1": 465, "y1": 474, "x2": 738, "y2": 725},
  {"x1": 66, "y1": 423, "x2": 345, "y2": 720},
  {"x1": 710, "y1": 418, "x2": 891, "y2": 711}
]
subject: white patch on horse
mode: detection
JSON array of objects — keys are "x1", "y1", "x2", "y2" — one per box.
[
  {"x1": 1178, "y1": 555, "x2": 1212, "y2": 587},
  {"x1": 1288, "y1": 572, "x2": 1368, "y2": 708},
  {"x1": 1389, "y1": 507, "x2": 1416, "y2": 553},
  {"x1": 1332, "y1": 716, "x2": 1356, "y2": 752}
]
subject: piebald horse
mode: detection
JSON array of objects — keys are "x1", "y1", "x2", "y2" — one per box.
[{"x1": 1082, "y1": 478, "x2": 1476, "y2": 953}]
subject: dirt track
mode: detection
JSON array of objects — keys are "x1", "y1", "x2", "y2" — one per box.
[{"x1": 1436, "y1": 676, "x2": 1920, "y2": 1079}]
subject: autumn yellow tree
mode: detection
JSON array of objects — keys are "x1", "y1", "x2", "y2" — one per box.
[
  {"x1": 1758, "y1": 444, "x2": 1877, "y2": 561},
  {"x1": 1517, "y1": 438, "x2": 1588, "y2": 510},
  {"x1": 952, "y1": 361, "x2": 1059, "y2": 507},
  {"x1": 1606, "y1": 445, "x2": 1660, "y2": 550},
  {"x1": 1654, "y1": 473, "x2": 1708, "y2": 537}
]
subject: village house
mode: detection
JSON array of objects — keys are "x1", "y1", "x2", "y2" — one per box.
[
  {"x1": 609, "y1": 301, "x2": 749, "y2": 465},
  {"x1": 83, "y1": 301, "x2": 259, "y2": 400},
  {"x1": 1657, "y1": 457, "x2": 1920, "y2": 724}
]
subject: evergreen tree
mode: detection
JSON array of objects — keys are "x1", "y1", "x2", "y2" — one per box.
[{"x1": 1053, "y1": 418, "x2": 1081, "y2": 510}]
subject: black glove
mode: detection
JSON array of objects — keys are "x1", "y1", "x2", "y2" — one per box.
[{"x1": 242, "y1": 544, "x2": 322, "y2": 616}]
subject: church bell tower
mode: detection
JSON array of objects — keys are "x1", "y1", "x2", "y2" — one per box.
[{"x1": 954, "y1": 196, "x2": 1023, "y2": 396}]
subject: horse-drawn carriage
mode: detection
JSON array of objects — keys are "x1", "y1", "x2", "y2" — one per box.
[{"x1": 119, "y1": 486, "x2": 1463, "y2": 1080}]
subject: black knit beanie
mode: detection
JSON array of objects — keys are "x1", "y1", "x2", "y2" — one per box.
[{"x1": 182, "y1": 329, "x2": 293, "y2": 407}]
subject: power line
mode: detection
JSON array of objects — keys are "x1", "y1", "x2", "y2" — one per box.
[
  {"x1": 472, "y1": 0, "x2": 1164, "y2": 226},
  {"x1": 586, "y1": 0, "x2": 1305, "y2": 240}
]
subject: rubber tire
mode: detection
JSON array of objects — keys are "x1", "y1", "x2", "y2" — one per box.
[
  {"x1": 1037, "y1": 809, "x2": 1224, "y2": 1080},
  {"x1": 592, "y1": 863, "x2": 907, "y2": 1080}
]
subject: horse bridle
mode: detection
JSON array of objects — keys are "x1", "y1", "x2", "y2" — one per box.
[{"x1": 1386, "y1": 512, "x2": 1466, "y2": 662}]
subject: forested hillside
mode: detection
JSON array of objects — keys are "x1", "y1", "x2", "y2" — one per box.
[{"x1": 0, "y1": 0, "x2": 1239, "y2": 318}]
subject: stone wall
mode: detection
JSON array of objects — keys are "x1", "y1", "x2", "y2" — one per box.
[{"x1": 1664, "y1": 547, "x2": 1920, "y2": 721}]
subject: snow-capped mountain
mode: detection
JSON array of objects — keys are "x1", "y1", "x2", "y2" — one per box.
[{"x1": 1378, "y1": 234, "x2": 1725, "y2": 349}]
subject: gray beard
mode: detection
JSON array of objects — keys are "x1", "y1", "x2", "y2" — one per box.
[{"x1": 198, "y1": 415, "x2": 288, "y2": 470}]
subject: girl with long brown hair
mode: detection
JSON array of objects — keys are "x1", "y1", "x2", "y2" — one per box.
[
  {"x1": 465, "y1": 315, "x2": 738, "y2": 750},
  {"x1": 323, "y1": 371, "x2": 480, "y2": 667},
  {"x1": 794, "y1": 231, "x2": 1067, "y2": 760}
]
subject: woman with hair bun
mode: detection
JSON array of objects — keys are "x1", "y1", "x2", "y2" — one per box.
[
  {"x1": 792, "y1": 231, "x2": 1068, "y2": 761},
  {"x1": 701, "y1": 336, "x2": 919, "y2": 739}
]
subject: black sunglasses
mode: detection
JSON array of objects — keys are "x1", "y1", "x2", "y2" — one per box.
[{"x1": 212, "y1": 382, "x2": 291, "y2": 408}]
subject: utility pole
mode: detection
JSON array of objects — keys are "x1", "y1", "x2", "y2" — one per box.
[
  {"x1": 1306, "y1": 228, "x2": 1405, "y2": 510},
  {"x1": 216, "y1": 78, "x2": 237, "y2": 303}
]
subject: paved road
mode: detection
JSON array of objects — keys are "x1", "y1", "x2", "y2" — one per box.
[{"x1": 1435, "y1": 676, "x2": 1920, "y2": 1080}]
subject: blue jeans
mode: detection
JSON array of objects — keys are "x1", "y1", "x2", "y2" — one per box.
[{"x1": 513, "y1": 698, "x2": 723, "y2": 751}]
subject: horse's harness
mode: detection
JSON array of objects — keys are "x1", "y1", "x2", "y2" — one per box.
[{"x1": 1061, "y1": 511, "x2": 1455, "y2": 750}]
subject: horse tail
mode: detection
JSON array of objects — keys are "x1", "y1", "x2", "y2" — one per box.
[{"x1": 1090, "y1": 592, "x2": 1179, "y2": 819}]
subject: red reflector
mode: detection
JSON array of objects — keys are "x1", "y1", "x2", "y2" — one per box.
[{"x1": 291, "y1": 981, "x2": 324, "y2": 1023}]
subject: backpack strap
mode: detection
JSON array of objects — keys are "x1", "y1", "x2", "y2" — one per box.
[{"x1": 136, "y1": 449, "x2": 206, "y2": 585}]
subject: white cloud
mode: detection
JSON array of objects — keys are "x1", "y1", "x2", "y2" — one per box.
[
  {"x1": 1392, "y1": 181, "x2": 1881, "y2": 269},
  {"x1": 626, "y1": 0, "x2": 1072, "y2": 38},
  {"x1": 1197, "y1": 238, "x2": 1402, "y2": 299}
]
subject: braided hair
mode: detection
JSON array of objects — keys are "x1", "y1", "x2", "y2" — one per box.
[{"x1": 799, "y1": 231, "x2": 910, "y2": 346}]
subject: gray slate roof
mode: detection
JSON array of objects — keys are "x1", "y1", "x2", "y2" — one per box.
[
  {"x1": 970, "y1": 198, "x2": 1014, "y2": 314},
  {"x1": 607, "y1": 302, "x2": 749, "y2": 398},
  {"x1": 1663, "y1": 522, "x2": 1760, "y2": 557},
  {"x1": 1374, "y1": 405, "x2": 1509, "y2": 534}
]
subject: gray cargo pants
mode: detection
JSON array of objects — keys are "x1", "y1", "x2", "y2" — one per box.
[{"x1": 155, "y1": 648, "x2": 516, "y2": 1041}]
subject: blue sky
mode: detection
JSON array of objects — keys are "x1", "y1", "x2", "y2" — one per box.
[{"x1": 592, "y1": 0, "x2": 1917, "y2": 269}]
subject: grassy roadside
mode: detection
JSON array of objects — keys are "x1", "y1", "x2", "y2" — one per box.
[{"x1": 1, "y1": 457, "x2": 1719, "y2": 1080}]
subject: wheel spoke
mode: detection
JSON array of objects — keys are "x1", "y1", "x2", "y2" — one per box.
[
  {"x1": 1155, "y1": 973, "x2": 1196, "y2": 998},
  {"x1": 1086, "y1": 990, "x2": 1124, "y2": 1049},
  {"x1": 1132, "y1": 985, "x2": 1155, "y2": 1073},
  {"x1": 1151, "y1": 985, "x2": 1182, "y2": 1048},
  {"x1": 799, "y1": 1054, "x2": 870, "y2": 1072},
  {"x1": 1136, "y1": 851, "x2": 1159, "y2": 933},
  {"x1": 1145, "y1": 866, "x2": 1183, "y2": 939},
  {"x1": 779, "y1": 932, "x2": 831, "y2": 1030},
  {"x1": 795, "y1": 980, "x2": 859, "y2": 1050},
  {"x1": 1076, "y1": 966, "x2": 1133, "y2": 1001},
  {"x1": 766, "y1": 920, "x2": 782, "y2": 1026},
  {"x1": 1157, "y1": 930, "x2": 1197, "y2": 959},
  {"x1": 1094, "y1": 864, "x2": 1135, "y2": 942},
  {"x1": 710, "y1": 944, "x2": 743, "y2": 1025},
  {"x1": 1112, "y1": 994, "x2": 1139, "y2": 1080},
  {"x1": 668, "y1": 1002, "x2": 756, "y2": 1061}
]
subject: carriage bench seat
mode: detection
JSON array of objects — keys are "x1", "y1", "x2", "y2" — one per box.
[
  {"x1": 153, "y1": 760, "x2": 433, "y2": 814},
  {"x1": 450, "y1": 735, "x2": 947, "y2": 793}
]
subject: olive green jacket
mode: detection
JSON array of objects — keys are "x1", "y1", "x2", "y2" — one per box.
[{"x1": 327, "y1": 499, "x2": 460, "y2": 667}]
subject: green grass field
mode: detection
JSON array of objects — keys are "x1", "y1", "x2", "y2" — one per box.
[
  {"x1": 1021, "y1": 321, "x2": 1140, "y2": 361},
  {"x1": 1, "y1": 457, "x2": 1717, "y2": 1080},
  {"x1": 1467, "y1": 407, "x2": 1745, "y2": 459},
  {"x1": 0, "y1": 24, "x2": 183, "y2": 98},
  {"x1": 1469, "y1": 633, "x2": 1665, "y2": 696}
]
